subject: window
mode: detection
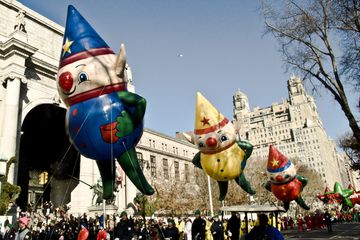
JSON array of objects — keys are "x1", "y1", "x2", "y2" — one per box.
[
  {"x1": 174, "y1": 161, "x2": 180, "y2": 181},
  {"x1": 163, "y1": 158, "x2": 169, "y2": 180},
  {"x1": 137, "y1": 152, "x2": 144, "y2": 169},
  {"x1": 150, "y1": 155, "x2": 156, "y2": 178},
  {"x1": 184, "y1": 164, "x2": 189, "y2": 183}
]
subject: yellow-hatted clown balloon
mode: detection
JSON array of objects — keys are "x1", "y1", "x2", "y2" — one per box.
[{"x1": 192, "y1": 92, "x2": 255, "y2": 200}]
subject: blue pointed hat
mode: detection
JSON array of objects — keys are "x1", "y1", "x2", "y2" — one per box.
[{"x1": 60, "y1": 5, "x2": 114, "y2": 68}]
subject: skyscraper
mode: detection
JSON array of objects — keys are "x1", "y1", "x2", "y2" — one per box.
[{"x1": 233, "y1": 76, "x2": 344, "y2": 188}]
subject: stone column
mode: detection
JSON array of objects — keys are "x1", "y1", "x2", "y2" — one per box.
[{"x1": 0, "y1": 76, "x2": 22, "y2": 184}]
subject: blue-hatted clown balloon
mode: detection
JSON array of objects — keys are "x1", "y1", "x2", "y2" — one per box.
[
  {"x1": 264, "y1": 145, "x2": 309, "y2": 211},
  {"x1": 191, "y1": 92, "x2": 255, "y2": 200},
  {"x1": 57, "y1": 5, "x2": 154, "y2": 201}
]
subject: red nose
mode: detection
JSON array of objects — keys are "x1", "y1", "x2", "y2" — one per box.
[
  {"x1": 206, "y1": 137, "x2": 218, "y2": 148},
  {"x1": 59, "y1": 71, "x2": 73, "y2": 92},
  {"x1": 275, "y1": 175, "x2": 284, "y2": 182}
]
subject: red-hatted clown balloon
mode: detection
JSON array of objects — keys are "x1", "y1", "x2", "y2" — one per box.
[
  {"x1": 57, "y1": 5, "x2": 154, "y2": 201},
  {"x1": 191, "y1": 92, "x2": 255, "y2": 200},
  {"x1": 265, "y1": 145, "x2": 309, "y2": 211}
]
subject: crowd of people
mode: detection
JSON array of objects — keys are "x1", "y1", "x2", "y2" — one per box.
[
  {"x1": 294, "y1": 209, "x2": 360, "y2": 233},
  {"x1": 1, "y1": 203, "x2": 360, "y2": 240},
  {"x1": 0, "y1": 206, "x2": 283, "y2": 240}
]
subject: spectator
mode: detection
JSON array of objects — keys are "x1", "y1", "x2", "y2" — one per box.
[
  {"x1": 4, "y1": 223, "x2": 16, "y2": 240},
  {"x1": 210, "y1": 215, "x2": 224, "y2": 240},
  {"x1": 226, "y1": 212, "x2": 240, "y2": 240},
  {"x1": 16, "y1": 217, "x2": 32, "y2": 240},
  {"x1": 324, "y1": 210, "x2": 332, "y2": 232},
  {"x1": 164, "y1": 219, "x2": 180, "y2": 240},
  {"x1": 184, "y1": 218, "x2": 192, "y2": 240},
  {"x1": 191, "y1": 210, "x2": 206, "y2": 240},
  {"x1": 114, "y1": 211, "x2": 134, "y2": 240},
  {"x1": 245, "y1": 214, "x2": 284, "y2": 240}
]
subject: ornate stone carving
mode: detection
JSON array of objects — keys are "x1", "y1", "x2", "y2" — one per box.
[{"x1": 14, "y1": 10, "x2": 26, "y2": 32}]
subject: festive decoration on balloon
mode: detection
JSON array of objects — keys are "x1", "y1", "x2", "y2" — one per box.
[
  {"x1": 317, "y1": 186, "x2": 342, "y2": 205},
  {"x1": 317, "y1": 182, "x2": 354, "y2": 208},
  {"x1": 57, "y1": 5, "x2": 154, "y2": 201},
  {"x1": 190, "y1": 92, "x2": 255, "y2": 200},
  {"x1": 348, "y1": 184, "x2": 360, "y2": 207},
  {"x1": 264, "y1": 145, "x2": 309, "y2": 211}
]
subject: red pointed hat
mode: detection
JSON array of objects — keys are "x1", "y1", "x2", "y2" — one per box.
[{"x1": 267, "y1": 145, "x2": 292, "y2": 173}]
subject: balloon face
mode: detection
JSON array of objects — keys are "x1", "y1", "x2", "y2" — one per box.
[
  {"x1": 194, "y1": 122, "x2": 236, "y2": 154},
  {"x1": 57, "y1": 54, "x2": 120, "y2": 104},
  {"x1": 268, "y1": 163, "x2": 296, "y2": 184}
]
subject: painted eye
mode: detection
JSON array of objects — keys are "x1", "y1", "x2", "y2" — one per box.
[
  {"x1": 220, "y1": 135, "x2": 228, "y2": 142},
  {"x1": 270, "y1": 177, "x2": 275, "y2": 181},
  {"x1": 198, "y1": 142, "x2": 204, "y2": 148},
  {"x1": 285, "y1": 174, "x2": 290, "y2": 178},
  {"x1": 78, "y1": 72, "x2": 89, "y2": 82}
]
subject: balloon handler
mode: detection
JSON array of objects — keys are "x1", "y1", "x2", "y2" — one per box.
[
  {"x1": 57, "y1": 5, "x2": 154, "y2": 202},
  {"x1": 264, "y1": 145, "x2": 309, "y2": 211},
  {"x1": 189, "y1": 92, "x2": 255, "y2": 200}
]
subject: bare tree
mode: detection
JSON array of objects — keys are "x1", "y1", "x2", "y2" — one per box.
[{"x1": 259, "y1": 0, "x2": 360, "y2": 144}]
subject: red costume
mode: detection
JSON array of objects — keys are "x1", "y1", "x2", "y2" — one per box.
[
  {"x1": 297, "y1": 217, "x2": 304, "y2": 232},
  {"x1": 271, "y1": 178, "x2": 303, "y2": 202}
]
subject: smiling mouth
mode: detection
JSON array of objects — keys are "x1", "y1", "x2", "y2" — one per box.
[{"x1": 64, "y1": 86, "x2": 76, "y2": 96}]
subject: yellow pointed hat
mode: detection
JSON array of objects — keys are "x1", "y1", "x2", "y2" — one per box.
[{"x1": 195, "y1": 92, "x2": 229, "y2": 135}]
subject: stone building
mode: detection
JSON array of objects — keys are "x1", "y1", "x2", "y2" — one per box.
[
  {"x1": 233, "y1": 76, "x2": 349, "y2": 188},
  {"x1": 0, "y1": 0, "x2": 199, "y2": 214}
]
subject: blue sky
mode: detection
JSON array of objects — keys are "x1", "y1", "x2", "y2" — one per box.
[{"x1": 19, "y1": 0, "x2": 358, "y2": 141}]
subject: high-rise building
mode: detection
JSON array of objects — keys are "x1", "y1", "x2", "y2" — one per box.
[{"x1": 233, "y1": 76, "x2": 345, "y2": 188}]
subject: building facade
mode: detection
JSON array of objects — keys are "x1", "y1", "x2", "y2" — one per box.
[{"x1": 233, "y1": 76, "x2": 350, "y2": 188}]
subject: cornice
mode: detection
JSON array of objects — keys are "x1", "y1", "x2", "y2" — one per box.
[
  {"x1": 144, "y1": 128, "x2": 197, "y2": 149},
  {"x1": 136, "y1": 144, "x2": 194, "y2": 162},
  {"x1": 0, "y1": 36, "x2": 38, "y2": 57}
]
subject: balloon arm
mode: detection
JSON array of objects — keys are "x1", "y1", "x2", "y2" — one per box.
[
  {"x1": 264, "y1": 181, "x2": 272, "y2": 192},
  {"x1": 192, "y1": 152, "x2": 202, "y2": 169},
  {"x1": 237, "y1": 141, "x2": 253, "y2": 170},
  {"x1": 237, "y1": 141, "x2": 253, "y2": 159},
  {"x1": 236, "y1": 172, "x2": 256, "y2": 195},
  {"x1": 217, "y1": 181, "x2": 229, "y2": 201},
  {"x1": 117, "y1": 91, "x2": 146, "y2": 126},
  {"x1": 117, "y1": 147, "x2": 154, "y2": 195},
  {"x1": 295, "y1": 196, "x2": 310, "y2": 210},
  {"x1": 296, "y1": 175, "x2": 308, "y2": 190}
]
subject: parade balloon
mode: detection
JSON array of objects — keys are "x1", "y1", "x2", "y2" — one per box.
[
  {"x1": 264, "y1": 145, "x2": 310, "y2": 211},
  {"x1": 348, "y1": 184, "x2": 360, "y2": 207},
  {"x1": 189, "y1": 92, "x2": 255, "y2": 200},
  {"x1": 317, "y1": 182, "x2": 354, "y2": 208},
  {"x1": 78, "y1": 228, "x2": 89, "y2": 240},
  {"x1": 57, "y1": 5, "x2": 154, "y2": 200}
]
